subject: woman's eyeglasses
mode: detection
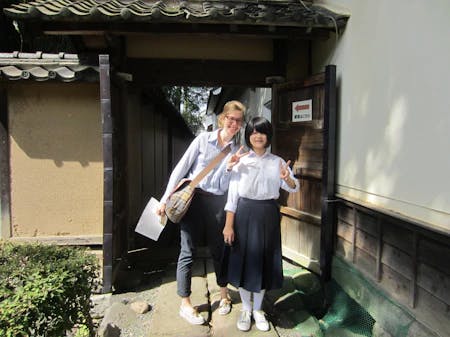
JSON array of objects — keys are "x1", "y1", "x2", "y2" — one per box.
[{"x1": 225, "y1": 116, "x2": 243, "y2": 125}]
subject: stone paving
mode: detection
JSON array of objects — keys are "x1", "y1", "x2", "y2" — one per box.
[{"x1": 92, "y1": 258, "x2": 328, "y2": 337}]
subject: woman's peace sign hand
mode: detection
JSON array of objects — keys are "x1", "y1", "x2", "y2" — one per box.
[
  {"x1": 226, "y1": 146, "x2": 249, "y2": 171},
  {"x1": 279, "y1": 159, "x2": 292, "y2": 180}
]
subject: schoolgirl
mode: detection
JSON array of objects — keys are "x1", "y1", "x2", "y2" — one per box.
[{"x1": 223, "y1": 116, "x2": 299, "y2": 331}]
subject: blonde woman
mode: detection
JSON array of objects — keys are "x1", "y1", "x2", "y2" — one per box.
[{"x1": 157, "y1": 100, "x2": 246, "y2": 325}]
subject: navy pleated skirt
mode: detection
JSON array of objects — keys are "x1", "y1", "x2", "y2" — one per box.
[{"x1": 227, "y1": 197, "x2": 283, "y2": 292}]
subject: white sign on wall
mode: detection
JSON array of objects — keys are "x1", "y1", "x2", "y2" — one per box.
[{"x1": 292, "y1": 99, "x2": 312, "y2": 122}]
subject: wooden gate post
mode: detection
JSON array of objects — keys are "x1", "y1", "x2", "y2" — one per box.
[
  {"x1": 99, "y1": 55, "x2": 113, "y2": 293},
  {"x1": 320, "y1": 64, "x2": 337, "y2": 281}
]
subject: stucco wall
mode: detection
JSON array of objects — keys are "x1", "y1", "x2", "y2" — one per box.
[
  {"x1": 8, "y1": 83, "x2": 103, "y2": 237},
  {"x1": 313, "y1": 0, "x2": 450, "y2": 232}
]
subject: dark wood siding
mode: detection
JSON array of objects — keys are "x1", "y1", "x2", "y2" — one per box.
[
  {"x1": 121, "y1": 87, "x2": 193, "y2": 255},
  {"x1": 335, "y1": 199, "x2": 450, "y2": 337}
]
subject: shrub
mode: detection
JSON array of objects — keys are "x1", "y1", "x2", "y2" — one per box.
[{"x1": 0, "y1": 241, "x2": 100, "y2": 337}]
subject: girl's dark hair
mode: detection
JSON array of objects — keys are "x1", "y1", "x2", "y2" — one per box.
[{"x1": 245, "y1": 117, "x2": 273, "y2": 149}]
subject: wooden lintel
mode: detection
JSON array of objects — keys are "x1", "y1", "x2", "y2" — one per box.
[
  {"x1": 39, "y1": 22, "x2": 331, "y2": 40},
  {"x1": 124, "y1": 58, "x2": 279, "y2": 87}
]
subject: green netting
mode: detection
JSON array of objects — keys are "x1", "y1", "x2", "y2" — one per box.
[
  {"x1": 319, "y1": 281, "x2": 375, "y2": 337},
  {"x1": 335, "y1": 256, "x2": 436, "y2": 337},
  {"x1": 277, "y1": 259, "x2": 377, "y2": 337},
  {"x1": 276, "y1": 257, "x2": 430, "y2": 337}
]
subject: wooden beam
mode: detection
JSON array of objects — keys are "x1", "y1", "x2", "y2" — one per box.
[
  {"x1": 376, "y1": 217, "x2": 382, "y2": 281},
  {"x1": 99, "y1": 54, "x2": 113, "y2": 293},
  {"x1": 40, "y1": 22, "x2": 331, "y2": 40},
  {"x1": 409, "y1": 232, "x2": 418, "y2": 308},
  {"x1": 352, "y1": 207, "x2": 357, "y2": 263},
  {"x1": 336, "y1": 194, "x2": 450, "y2": 240},
  {"x1": 123, "y1": 58, "x2": 280, "y2": 87},
  {"x1": 9, "y1": 235, "x2": 103, "y2": 245},
  {"x1": 280, "y1": 206, "x2": 321, "y2": 226},
  {"x1": 274, "y1": 72, "x2": 326, "y2": 92}
]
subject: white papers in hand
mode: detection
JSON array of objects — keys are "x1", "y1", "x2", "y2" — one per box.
[{"x1": 135, "y1": 197, "x2": 168, "y2": 241}]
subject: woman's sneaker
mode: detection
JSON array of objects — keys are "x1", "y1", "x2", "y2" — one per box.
[
  {"x1": 253, "y1": 310, "x2": 270, "y2": 331},
  {"x1": 218, "y1": 298, "x2": 232, "y2": 315},
  {"x1": 237, "y1": 310, "x2": 252, "y2": 331},
  {"x1": 179, "y1": 305, "x2": 206, "y2": 325}
]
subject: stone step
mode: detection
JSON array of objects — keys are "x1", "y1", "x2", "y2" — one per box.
[
  {"x1": 149, "y1": 258, "x2": 282, "y2": 337},
  {"x1": 206, "y1": 259, "x2": 279, "y2": 337},
  {"x1": 148, "y1": 259, "x2": 210, "y2": 337}
]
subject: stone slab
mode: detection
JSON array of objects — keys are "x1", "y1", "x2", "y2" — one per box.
[
  {"x1": 148, "y1": 259, "x2": 210, "y2": 337},
  {"x1": 206, "y1": 259, "x2": 279, "y2": 337}
]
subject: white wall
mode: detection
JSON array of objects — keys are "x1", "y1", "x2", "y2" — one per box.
[
  {"x1": 245, "y1": 88, "x2": 272, "y2": 122},
  {"x1": 313, "y1": 0, "x2": 450, "y2": 232}
]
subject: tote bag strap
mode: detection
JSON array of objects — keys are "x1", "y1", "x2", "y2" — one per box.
[{"x1": 189, "y1": 144, "x2": 232, "y2": 188}]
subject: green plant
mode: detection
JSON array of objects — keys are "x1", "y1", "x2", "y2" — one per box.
[
  {"x1": 0, "y1": 241, "x2": 100, "y2": 337},
  {"x1": 73, "y1": 324, "x2": 90, "y2": 337},
  {"x1": 162, "y1": 86, "x2": 210, "y2": 134}
]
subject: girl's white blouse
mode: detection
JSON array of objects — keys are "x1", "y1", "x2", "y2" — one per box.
[{"x1": 225, "y1": 150, "x2": 299, "y2": 213}]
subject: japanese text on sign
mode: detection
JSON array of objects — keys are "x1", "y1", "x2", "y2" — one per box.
[{"x1": 292, "y1": 99, "x2": 312, "y2": 122}]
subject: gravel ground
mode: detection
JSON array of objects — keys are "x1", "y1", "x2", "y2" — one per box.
[{"x1": 89, "y1": 270, "x2": 163, "y2": 337}]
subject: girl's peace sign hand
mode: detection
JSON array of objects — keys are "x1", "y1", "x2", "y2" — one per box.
[
  {"x1": 227, "y1": 146, "x2": 249, "y2": 171},
  {"x1": 279, "y1": 159, "x2": 292, "y2": 180}
]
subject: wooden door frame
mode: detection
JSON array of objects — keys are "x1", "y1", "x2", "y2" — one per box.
[{"x1": 272, "y1": 65, "x2": 337, "y2": 280}]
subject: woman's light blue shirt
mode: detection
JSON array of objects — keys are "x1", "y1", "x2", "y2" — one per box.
[{"x1": 160, "y1": 130, "x2": 237, "y2": 204}]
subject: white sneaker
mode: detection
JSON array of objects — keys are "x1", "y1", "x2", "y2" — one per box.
[
  {"x1": 179, "y1": 305, "x2": 206, "y2": 325},
  {"x1": 253, "y1": 310, "x2": 270, "y2": 331},
  {"x1": 218, "y1": 298, "x2": 232, "y2": 315},
  {"x1": 237, "y1": 310, "x2": 251, "y2": 331}
]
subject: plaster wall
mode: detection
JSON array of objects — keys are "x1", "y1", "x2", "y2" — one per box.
[
  {"x1": 313, "y1": 0, "x2": 450, "y2": 232},
  {"x1": 127, "y1": 34, "x2": 273, "y2": 61},
  {"x1": 8, "y1": 83, "x2": 103, "y2": 237}
]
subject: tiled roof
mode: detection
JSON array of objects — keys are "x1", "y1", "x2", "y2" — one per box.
[
  {"x1": 0, "y1": 52, "x2": 98, "y2": 82},
  {"x1": 3, "y1": 1, "x2": 348, "y2": 29}
]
